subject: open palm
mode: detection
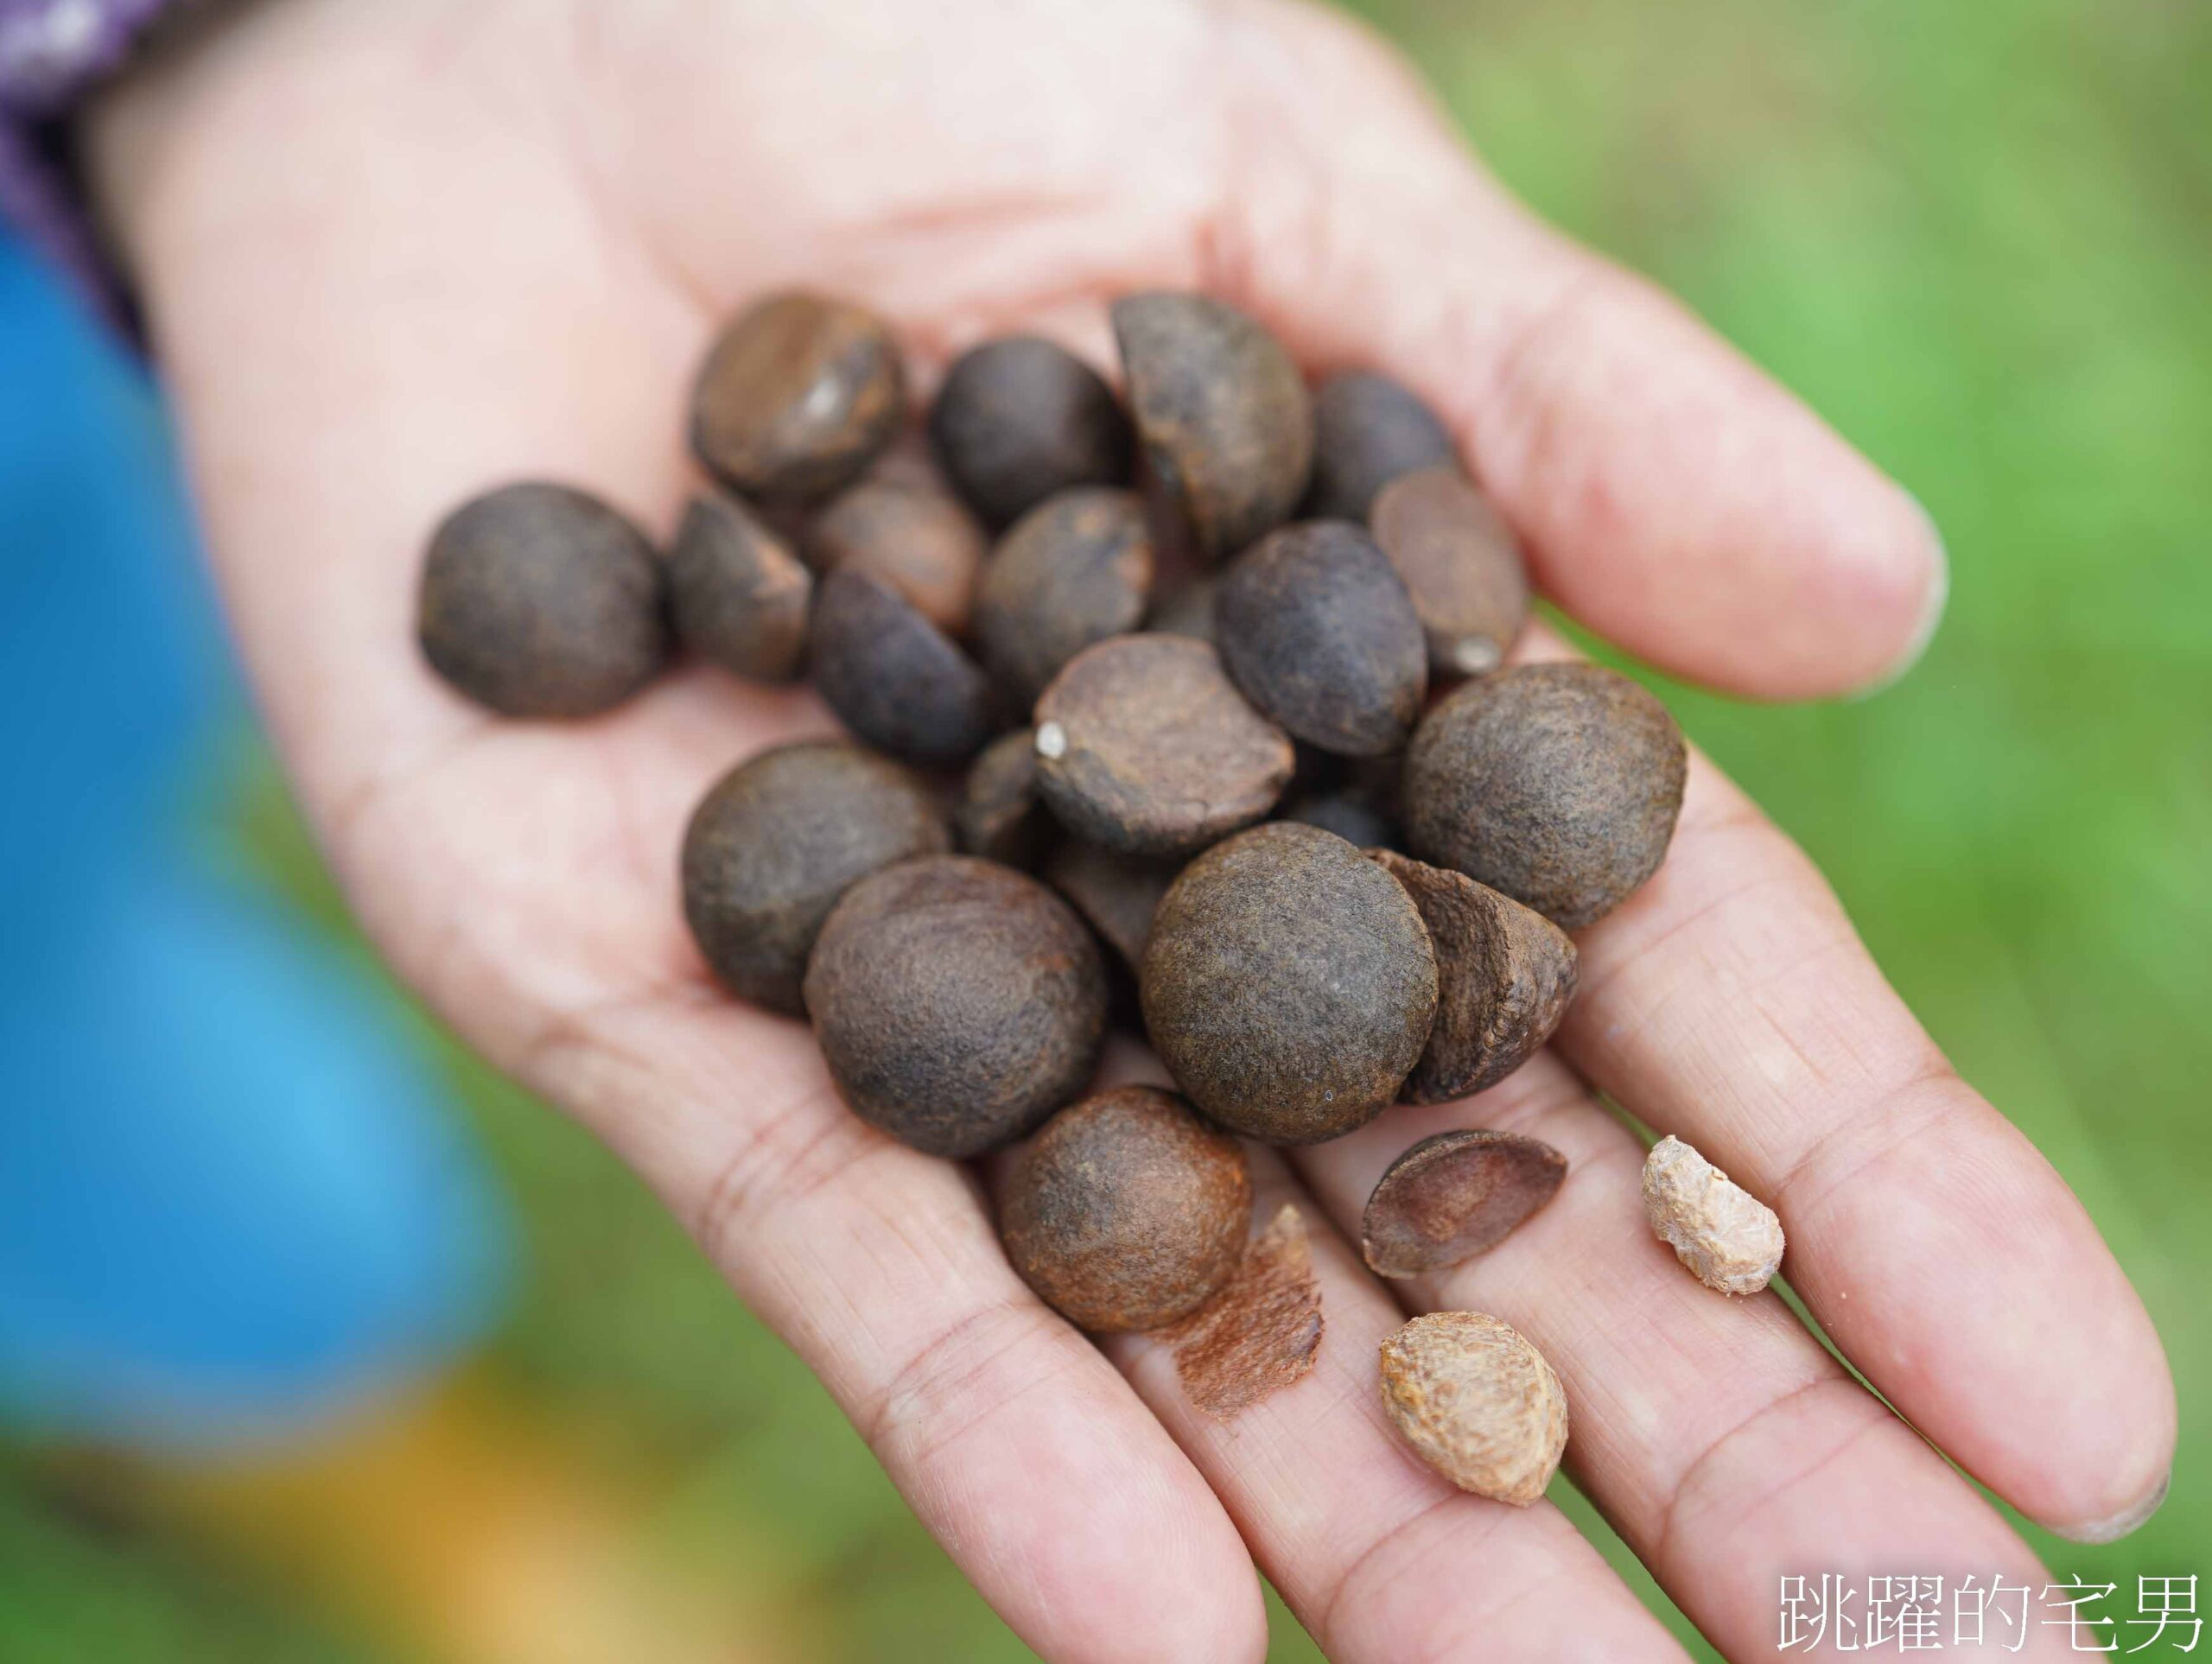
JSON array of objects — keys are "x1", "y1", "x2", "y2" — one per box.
[{"x1": 91, "y1": 0, "x2": 2171, "y2": 1657}]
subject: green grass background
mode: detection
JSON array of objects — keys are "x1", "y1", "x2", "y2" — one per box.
[{"x1": 3, "y1": 0, "x2": 2206, "y2": 1657}]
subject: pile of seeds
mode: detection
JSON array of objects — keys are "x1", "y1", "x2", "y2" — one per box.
[{"x1": 416, "y1": 289, "x2": 1783, "y2": 1506}]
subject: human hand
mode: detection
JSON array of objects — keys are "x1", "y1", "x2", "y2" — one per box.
[{"x1": 86, "y1": 0, "x2": 2171, "y2": 1657}]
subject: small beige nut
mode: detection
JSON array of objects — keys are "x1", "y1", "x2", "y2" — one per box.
[
  {"x1": 1377, "y1": 1312, "x2": 1567, "y2": 1506},
  {"x1": 1642, "y1": 1134, "x2": 1785, "y2": 1295}
]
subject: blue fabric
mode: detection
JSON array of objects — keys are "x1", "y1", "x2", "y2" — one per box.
[{"x1": 0, "y1": 228, "x2": 509, "y2": 1446}]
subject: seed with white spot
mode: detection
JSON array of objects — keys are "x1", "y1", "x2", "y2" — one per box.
[
  {"x1": 1035, "y1": 721, "x2": 1069, "y2": 760},
  {"x1": 1641, "y1": 1134, "x2": 1783, "y2": 1296}
]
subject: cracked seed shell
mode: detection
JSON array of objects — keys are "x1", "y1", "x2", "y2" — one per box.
[{"x1": 1361, "y1": 1130, "x2": 1567, "y2": 1279}]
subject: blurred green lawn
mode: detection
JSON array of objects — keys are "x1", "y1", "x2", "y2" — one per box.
[{"x1": 4, "y1": 0, "x2": 2206, "y2": 1658}]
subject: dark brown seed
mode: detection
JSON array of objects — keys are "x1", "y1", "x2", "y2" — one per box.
[
  {"x1": 929, "y1": 336, "x2": 1134, "y2": 528},
  {"x1": 956, "y1": 729, "x2": 1051, "y2": 868},
  {"x1": 1160, "y1": 1203, "x2": 1325, "y2": 1419},
  {"x1": 1217, "y1": 520, "x2": 1428, "y2": 757},
  {"x1": 1367, "y1": 850, "x2": 1577, "y2": 1103},
  {"x1": 1370, "y1": 467, "x2": 1529, "y2": 680},
  {"x1": 417, "y1": 480, "x2": 667, "y2": 719},
  {"x1": 1147, "y1": 576, "x2": 1217, "y2": 643},
  {"x1": 1032, "y1": 636, "x2": 1294, "y2": 855},
  {"x1": 810, "y1": 568, "x2": 997, "y2": 765},
  {"x1": 1141, "y1": 822, "x2": 1438, "y2": 1143},
  {"x1": 680, "y1": 740, "x2": 951, "y2": 1013},
  {"x1": 1284, "y1": 787, "x2": 1401, "y2": 852},
  {"x1": 804, "y1": 855, "x2": 1108, "y2": 1158},
  {"x1": 1404, "y1": 664, "x2": 1688, "y2": 930},
  {"x1": 1303, "y1": 371, "x2": 1458, "y2": 523},
  {"x1": 1043, "y1": 841, "x2": 1182, "y2": 972},
  {"x1": 1362, "y1": 1130, "x2": 1567, "y2": 1280},
  {"x1": 690, "y1": 291, "x2": 906, "y2": 501},
  {"x1": 666, "y1": 492, "x2": 810, "y2": 683},
  {"x1": 806, "y1": 473, "x2": 986, "y2": 636},
  {"x1": 975, "y1": 487, "x2": 1154, "y2": 705},
  {"x1": 1111, "y1": 293, "x2": 1313, "y2": 563},
  {"x1": 1001, "y1": 1086, "x2": 1251, "y2": 1331}
]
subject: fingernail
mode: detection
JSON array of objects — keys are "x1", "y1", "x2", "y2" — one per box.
[
  {"x1": 1853, "y1": 492, "x2": 1949, "y2": 700},
  {"x1": 2050, "y1": 1469, "x2": 2171, "y2": 1545}
]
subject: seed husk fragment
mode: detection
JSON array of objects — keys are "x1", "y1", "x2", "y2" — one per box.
[
  {"x1": 804, "y1": 855, "x2": 1108, "y2": 1158},
  {"x1": 1042, "y1": 841, "x2": 1183, "y2": 972},
  {"x1": 1304, "y1": 371, "x2": 1459, "y2": 523},
  {"x1": 956, "y1": 729, "x2": 1051, "y2": 869},
  {"x1": 1366, "y1": 850, "x2": 1578, "y2": 1103},
  {"x1": 1001, "y1": 1086, "x2": 1251, "y2": 1332},
  {"x1": 417, "y1": 480, "x2": 668, "y2": 718},
  {"x1": 680, "y1": 740, "x2": 951, "y2": 1014},
  {"x1": 1141, "y1": 822, "x2": 1438, "y2": 1143},
  {"x1": 1032, "y1": 635, "x2": 1293, "y2": 855},
  {"x1": 810, "y1": 568, "x2": 997, "y2": 765},
  {"x1": 1217, "y1": 520, "x2": 1427, "y2": 757},
  {"x1": 1378, "y1": 1311, "x2": 1567, "y2": 1505},
  {"x1": 806, "y1": 473, "x2": 986, "y2": 635},
  {"x1": 975, "y1": 487, "x2": 1154, "y2": 705},
  {"x1": 1403, "y1": 663, "x2": 1687, "y2": 930},
  {"x1": 690, "y1": 291, "x2": 905, "y2": 501},
  {"x1": 667, "y1": 492, "x2": 810, "y2": 683},
  {"x1": 1111, "y1": 293, "x2": 1313, "y2": 563},
  {"x1": 1641, "y1": 1134, "x2": 1785, "y2": 1296},
  {"x1": 1160, "y1": 1203, "x2": 1325, "y2": 1420},
  {"x1": 1370, "y1": 467, "x2": 1529, "y2": 680},
  {"x1": 1361, "y1": 1130, "x2": 1567, "y2": 1279},
  {"x1": 929, "y1": 336, "x2": 1134, "y2": 528}
]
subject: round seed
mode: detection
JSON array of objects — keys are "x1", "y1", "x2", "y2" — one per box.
[
  {"x1": 806, "y1": 472, "x2": 986, "y2": 636},
  {"x1": 975, "y1": 487, "x2": 1154, "y2": 705},
  {"x1": 1304, "y1": 371, "x2": 1458, "y2": 523},
  {"x1": 417, "y1": 480, "x2": 667, "y2": 719},
  {"x1": 1042, "y1": 841, "x2": 1184, "y2": 973},
  {"x1": 1370, "y1": 467, "x2": 1529, "y2": 680},
  {"x1": 1032, "y1": 635, "x2": 1294, "y2": 855},
  {"x1": 810, "y1": 568, "x2": 997, "y2": 765},
  {"x1": 956, "y1": 729, "x2": 1051, "y2": 868},
  {"x1": 930, "y1": 336, "x2": 1134, "y2": 528},
  {"x1": 690, "y1": 291, "x2": 905, "y2": 501},
  {"x1": 680, "y1": 740, "x2": 950, "y2": 1014},
  {"x1": 667, "y1": 492, "x2": 810, "y2": 683},
  {"x1": 1361, "y1": 1130, "x2": 1567, "y2": 1279}
]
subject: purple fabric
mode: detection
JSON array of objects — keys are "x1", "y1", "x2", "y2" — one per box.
[{"x1": 0, "y1": 0, "x2": 189, "y2": 332}]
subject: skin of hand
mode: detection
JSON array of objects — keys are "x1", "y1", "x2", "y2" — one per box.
[{"x1": 83, "y1": 1, "x2": 2171, "y2": 1660}]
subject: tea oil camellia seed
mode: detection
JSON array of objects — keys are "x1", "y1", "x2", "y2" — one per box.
[
  {"x1": 690, "y1": 291, "x2": 906, "y2": 502},
  {"x1": 681, "y1": 740, "x2": 951, "y2": 1015},
  {"x1": 804, "y1": 856, "x2": 1109, "y2": 1159},
  {"x1": 1362, "y1": 1130, "x2": 1567, "y2": 1280},
  {"x1": 417, "y1": 480, "x2": 669, "y2": 719},
  {"x1": 1111, "y1": 293, "x2": 1313, "y2": 563},
  {"x1": 809, "y1": 568, "x2": 997, "y2": 766},
  {"x1": 975, "y1": 487, "x2": 1154, "y2": 706},
  {"x1": 1404, "y1": 663, "x2": 1688, "y2": 930},
  {"x1": 1304, "y1": 371, "x2": 1459, "y2": 524},
  {"x1": 1370, "y1": 467, "x2": 1529, "y2": 681},
  {"x1": 666, "y1": 492, "x2": 811, "y2": 684},
  {"x1": 1141, "y1": 822, "x2": 1437, "y2": 1143},
  {"x1": 1043, "y1": 840, "x2": 1184, "y2": 973},
  {"x1": 957, "y1": 729, "x2": 1052, "y2": 869},
  {"x1": 806, "y1": 473, "x2": 986, "y2": 636},
  {"x1": 1001, "y1": 1086, "x2": 1251, "y2": 1332},
  {"x1": 930, "y1": 336, "x2": 1134, "y2": 529}
]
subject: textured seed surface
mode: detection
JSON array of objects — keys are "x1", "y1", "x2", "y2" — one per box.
[
  {"x1": 1378, "y1": 1312, "x2": 1567, "y2": 1505},
  {"x1": 1042, "y1": 841, "x2": 1182, "y2": 972},
  {"x1": 1111, "y1": 293, "x2": 1313, "y2": 563},
  {"x1": 1033, "y1": 635, "x2": 1293, "y2": 855},
  {"x1": 1001, "y1": 1087, "x2": 1251, "y2": 1332},
  {"x1": 418, "y1": 480, "x2": 667, "y2": 718},
  {"x1": 1362, "y1": 1130, "x2": 1567, "y2": 1279},
  {"x1": 667, "y1": 492, "x2": 810, "y2": 683},
  {"x1": 1404, "y1": 663, "x2": 1688, "y2": 930},
  {"x1": 1161, "y1": 1204, "x2": 1325, "y2": 1419},
  {"x1": 1141, "y1": 822, "x2": 1438, "y2": 1143},
  {"x1": 1367, "y1": 850, "x2": 1578, "y2": 1103},
  {"x1": 1370, "y1": 467, "x2": 1529, "y2": 680},
  {"x1": 690, "y1": 291, "x2": 905, "y2": 500},
  {"x1": 1304, "y1": 371, "x2": 1459, "y2": 523},
  {"x1": 680, "y1": 741, "x2": 950, "y2": 1013},
  {"x1": 1642, "y1": 1134, "x2": 1785, "y2": 1295},
  {"x1": 976, "y1": 487, "x2": 1154, "y2": 704},
  {"x1": 804, "y1": 856, "x2": 1108, "y2": 1158},
  {"x1": 930, "y1": 336, "x2": 1133, "y2": 528},
  {"x1": 806, "y1": 473, "x2": 986, "y2": 635},
  {"x1": 956, "y1": 729, "x2": 1051, "y2": 868},
  {"x1": 1217, "y1": 521, "x2": 1427, "y2": 757},
  {"x1": 810, "y1": 568, "x2": 997, "y2": 765}
]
